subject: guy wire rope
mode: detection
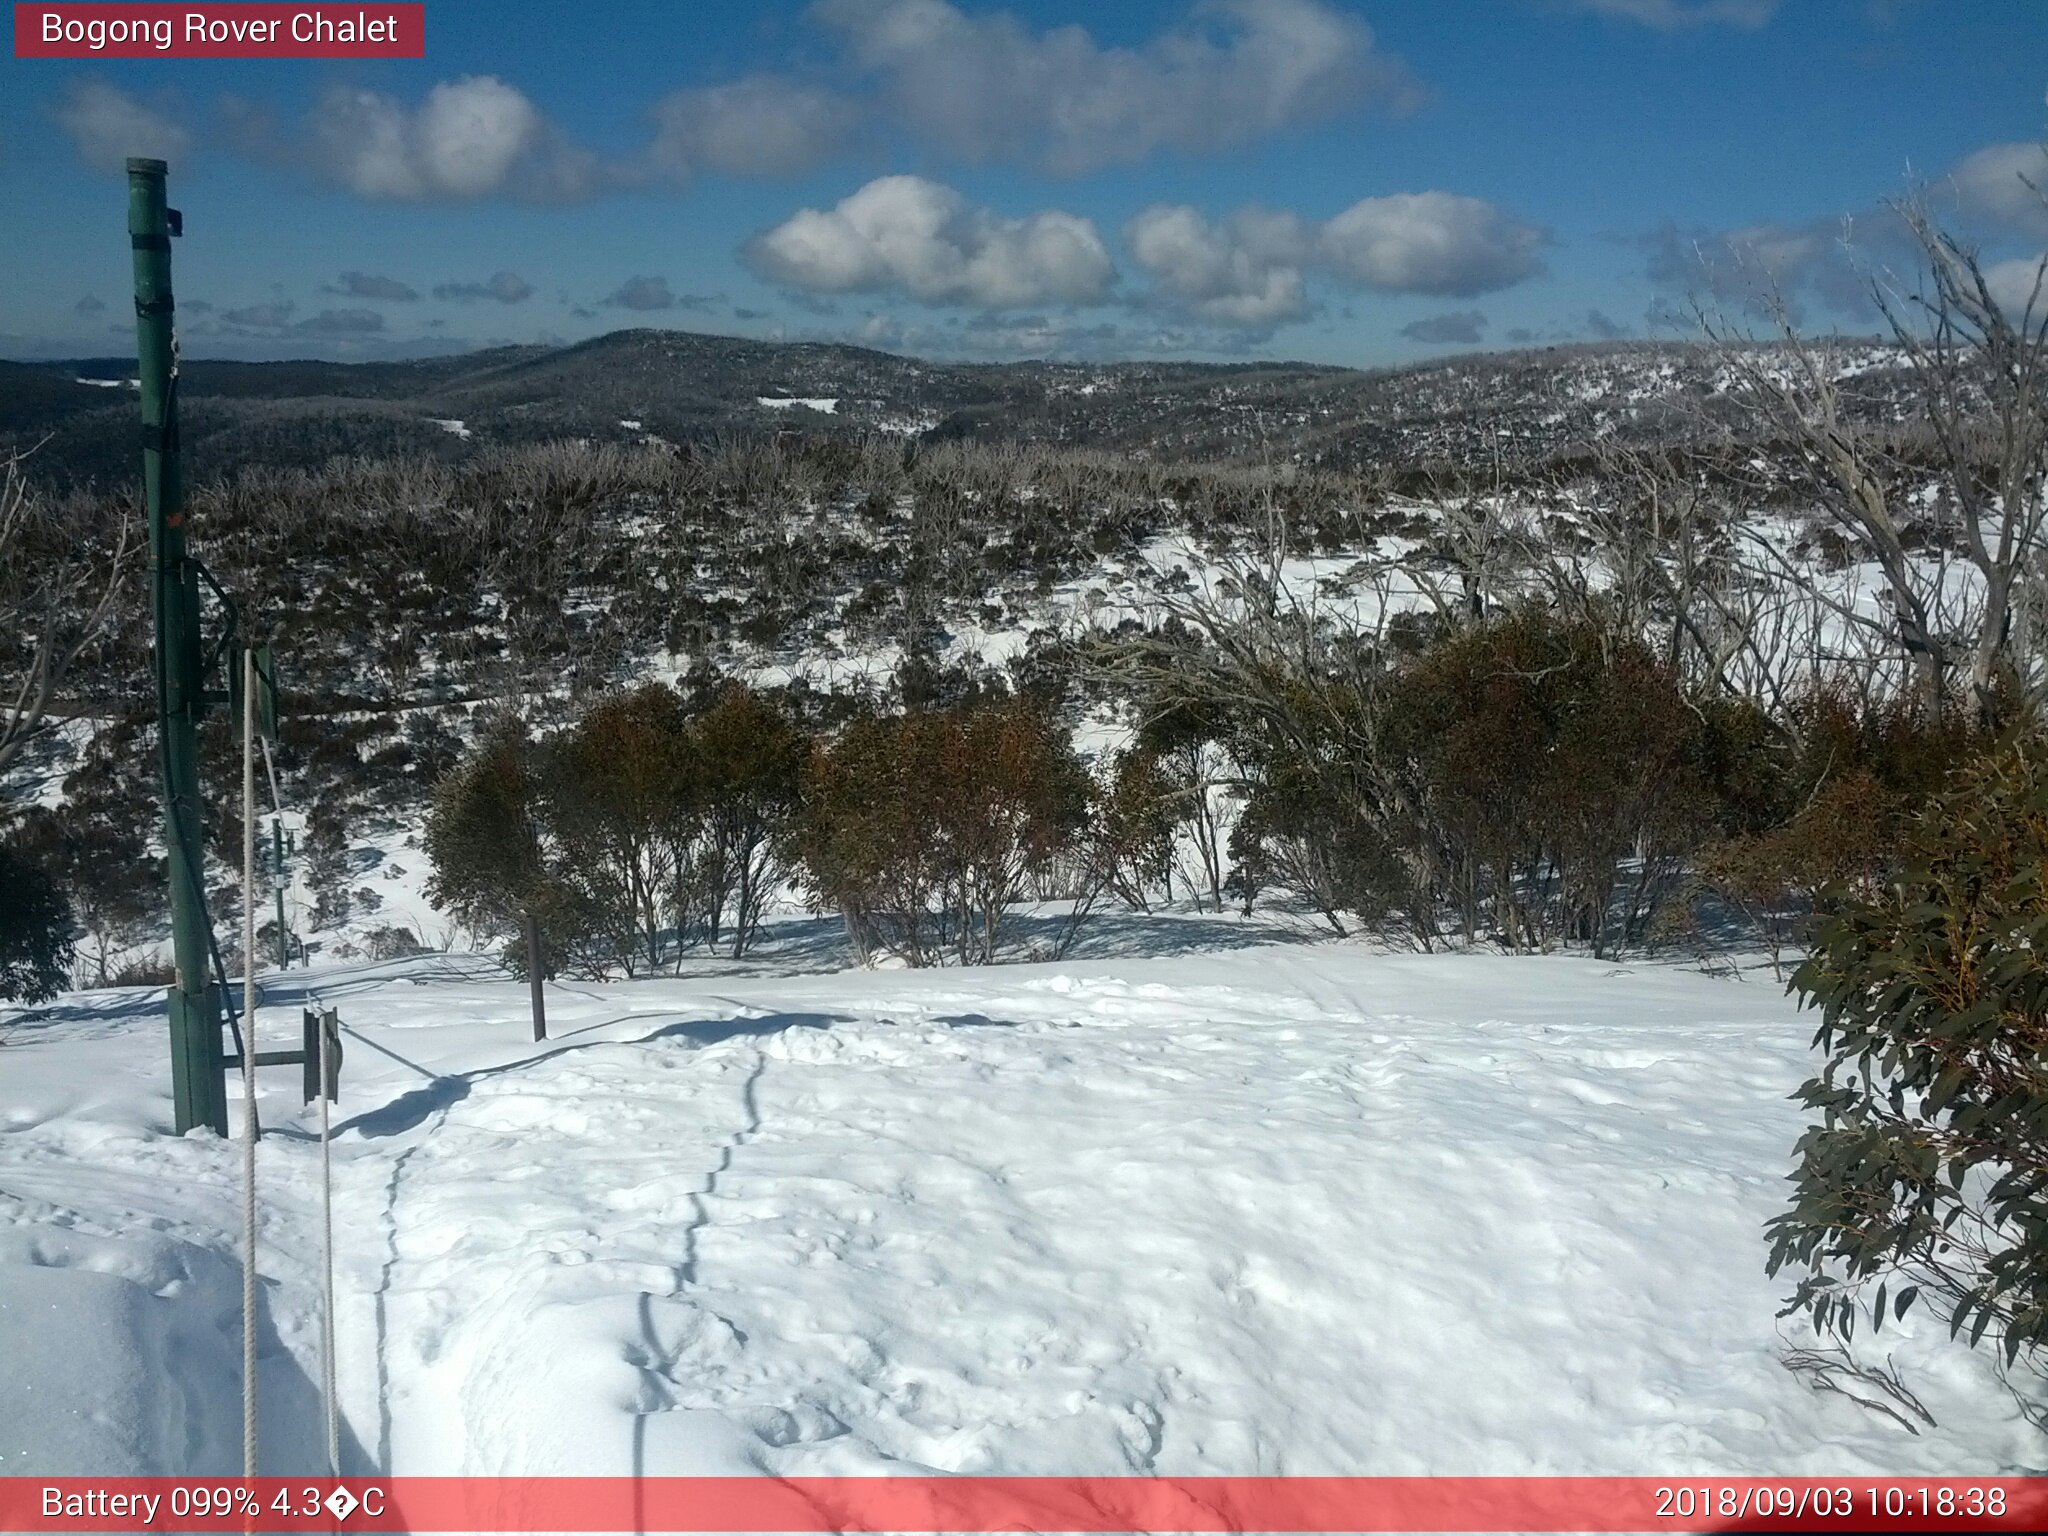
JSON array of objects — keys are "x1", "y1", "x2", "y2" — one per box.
[
  {"x1": 320, "y1": 1007, "x2": 339, "y2": 1475},
  {"x1": 255, "y1": 727, "x2": 342, "y2": 1475},
  {"x1": 240, "y1": 647, "x2": 259, "y2": 1481}
]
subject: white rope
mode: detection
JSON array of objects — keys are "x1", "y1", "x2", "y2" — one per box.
[
  {"x1": 258, "y1": 735, "x2": 291, "y2": 971},
  {"x1": 234, "y1": 669, "x2": 344, "y2": 1479},
  {"x1": 319, "y1": 1008, "x2": 339, "y2": 1475},
  {"x1": 259, "y1": 707, "x2": 342, "y2": 1473},
  {"x1": 258, "y1": 733, "x2": 283, "y2": 819},
  {"x1": 240, "y1": 648, "x2": 259, "y2": 1480}
]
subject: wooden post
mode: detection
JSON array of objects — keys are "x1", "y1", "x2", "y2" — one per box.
[{"x1": 525, "y1": 909, "x2": 547, "y2": 1041}]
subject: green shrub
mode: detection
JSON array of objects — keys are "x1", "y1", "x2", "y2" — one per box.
[
  {"x1": 1388, "y1": 610, "x2": 1712, "y2": 952},
  {"x1": 689, "y1": 685, "x2": 806, "y2": 959},
  {"x1": 798, "y1": 698, "x2": 1088, "y2": 965},
  {"x1": 539, "y1": 684, "x2": 695, "y2": 975},
  {"x1": 1229, "y1": 710, "x2": 1411, "y2": 938},
  {"x1": 425, "y1": 716, "x2": 551, "y2": 948},
  {"x1": 1698, "y1": 691, "x2": 1991, "y2": 970},
  {"x1": 0, "y1": 838, "x2": 75, "y2": 1004},
  {"x1": 1768, "y1": 737, "x2": 2048, "y2": 1365}
]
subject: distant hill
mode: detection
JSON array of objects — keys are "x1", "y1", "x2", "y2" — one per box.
[{"x1": 0, "y1": 328, "x2": 1913, "y2": 489}]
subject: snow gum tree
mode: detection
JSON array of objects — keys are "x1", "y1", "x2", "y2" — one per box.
[
  {"x1": 304, "y1": 806, "x2": 353, "y2": 932},
  {"x1": 1136, "y1": 697, "x2": 1238, "y2": 913},
  {"x1": 1702, "y1": 178, "x2": 2048, "y2": 728},
  {"x1": 689, "y1": 685, "x2": 805, "y2": 960},
  {"x1": 0, "y1": 452, "x2": 130, "y2": 781},
  {"x1": 1769, "y1": 737, "x2": 2048, "y2": 1367},
  {"x1": 424, "y1": 714, "x2": 557, "y2": 1034},
  {"x1": 798, "y1": 698, "x2": 1089, "y2": 966},
  {"x1": 1088, "y1": 748, "x2": 1179, "y2": 914},
  {"x1": 9, "y1": 801, "x2": 162, "y2": 987},
  {"x1": 1388, "y1": 611, "x2": 1715, "y2": 954},
  {"x1": 0, "y1": 838, "x2": 73, "y2": 1005},
  {"x1": 540, "y1": 685, "x2": 693, "y2": 976}
]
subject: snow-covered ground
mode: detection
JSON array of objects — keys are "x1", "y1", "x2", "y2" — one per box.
[{"x1": 2, "y1": 923, "x2": 2041, "y2": 1479}]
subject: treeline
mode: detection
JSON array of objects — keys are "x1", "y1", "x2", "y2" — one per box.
[
  {"x1": 424, "y1": 680, "x2": 1175, "y2": 975},
  {"x1": 1112, "y1": 602, "x2": 1989, "y2": 959},
  {"x1": 34, "y1": 431, "x2": 1397, "y2": 727},
  {"x1": 422, "y1": 598, "x2": 1997, "y2": 978}
]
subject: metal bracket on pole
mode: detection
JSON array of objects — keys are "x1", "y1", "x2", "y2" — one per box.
[
  {"x1": 220, "y1": 1007, "x2": 341, "y2": 1110},
  {"x1": 305, "y1": 1007, "x2": 342, "y2": 1105}
]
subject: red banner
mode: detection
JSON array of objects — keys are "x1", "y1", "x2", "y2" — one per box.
[
  {"x1": 13, "y1": 4, "x2": 424, "y2": 58},
  {"x1": 1, "y1": 1477, "x2": 2043, "y2": 1533}
]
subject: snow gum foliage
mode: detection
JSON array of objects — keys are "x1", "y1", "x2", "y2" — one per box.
[
  {"x1": 797, "y1": 698, "x2": 1091, "y2": 967},
  {"x1": 428, "y1": 686, "x2": 1170, "y2": 973},
  {"x1": 1697, "y1": 693, "x2": 1989, "y2": 972},
  {"x1": 689, "y1": 685, "x2": 806, "y2": 960},
  {"x1": 423, "y1": 714, "x2": 549, "y2": 944},
  {"x1": 426, "y1": 684, "x2": 813, "y2": 978},
  {"x1": 1197, "y1": 611, "x2": 1725, "y2": 953},
  {"x1": 1387, "y1": 611, "x2": 1713, "y2": 953},
  {"x1": 1769, "y1": 739, "x2": 2048, "y2": 1367},
  {"x1": 540, "y1": 686, "x2": 696, "y2": 975},
  {"x1": 8, "y1": 797, "x2": 162, "y2": 989},
  {"x1": 0, "y1": 837, "x2": 74, "y2": 1005}
]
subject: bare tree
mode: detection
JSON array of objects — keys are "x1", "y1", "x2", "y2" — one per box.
[
  {"x1": 1698, "y1": 173, "x2": 2048, "y2": 723},
  {"x1": 1082, "y1": 512, "x2": 1440, "y2": 945},
  {"x1": 1877, "y1": 194, "x2": 2048, "y2": 719},
  {"x1": 1564, "y1": 442, "x2": 1842, "y2": 724},
  {"x1": 0, "y1": 452, "x2": 131, "y2": 784}
]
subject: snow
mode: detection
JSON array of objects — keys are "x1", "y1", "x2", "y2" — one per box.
[
  {"x1": 1, "y1": 931, "x2": 2039, "y2": 1478},
  {"x1": 870, "y1": 410, "x2": 941, "y2": 437},
  {"x1": 757, "y1": 397, "x2": 839, "y2": 414}
]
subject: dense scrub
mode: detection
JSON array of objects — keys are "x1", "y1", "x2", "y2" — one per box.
[
  {"x1": 797, "y1": 698, "x2": 1091, "y2": 967},
  {"x1": 427, "y1": 682, "x2": 808, "y2": 977},
  {"x1": 427, "y1": 683, "x2": 1179, "y2": 973}
]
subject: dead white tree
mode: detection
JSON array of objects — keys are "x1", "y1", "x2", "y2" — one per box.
[
  {"x1": 0, "y1": 451, "x2": 132, "y2": 783},
  {"x1": 1567, "y1": 441, "x2": 1883, "y2": 727},
  {"x1": 1877, "y1": 194, "x2": 2048, "y2": 718},
  {"x1": 1702, "y1": 315, "x2": 1959, "y2": 712},
  {"x1": 1698, "y1": 171, "x2": 2048, "y2": 724}
]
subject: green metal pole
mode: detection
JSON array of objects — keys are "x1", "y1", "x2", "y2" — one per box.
[{"x1": 131, "y1": 159, "x2": 227, "y2": 1136}]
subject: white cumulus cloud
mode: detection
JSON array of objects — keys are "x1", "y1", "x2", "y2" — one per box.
[
  {"x1": 811, "y1": 0, "x2": 1417, "y2": 175},
  {"x1": 52, "y1": 78, "x2": 190, "y2": 172},
  {"x1": 1320, "y1": 192, "x2": 1550, "y2": 297},
  {"x1": 646, "y1": 75, "x2": 858, "y2": 179},
  {"x1": 1949, "y1": 141, "x2": 2048, "y2": 236},
  {"x1": 1983, "y1": 253, "x2": 2048, "y2": 318},
  {"x1": 745, "y1": 175, "x2": 1115, "y2": 308},
  {"x1": 1125, "y1": 192, "x2": 1547, "y2": 330},
  {"x1": 305, "y1": 76, "x2": 602, "y2": 201},
  {"x1": 1124, "y1": 205, "x2": 1313, "y2": 326}
]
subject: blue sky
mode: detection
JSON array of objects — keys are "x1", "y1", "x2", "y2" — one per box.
[{"x1": 3, "y1": 0, "x2": 2045, "y2": 366}]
